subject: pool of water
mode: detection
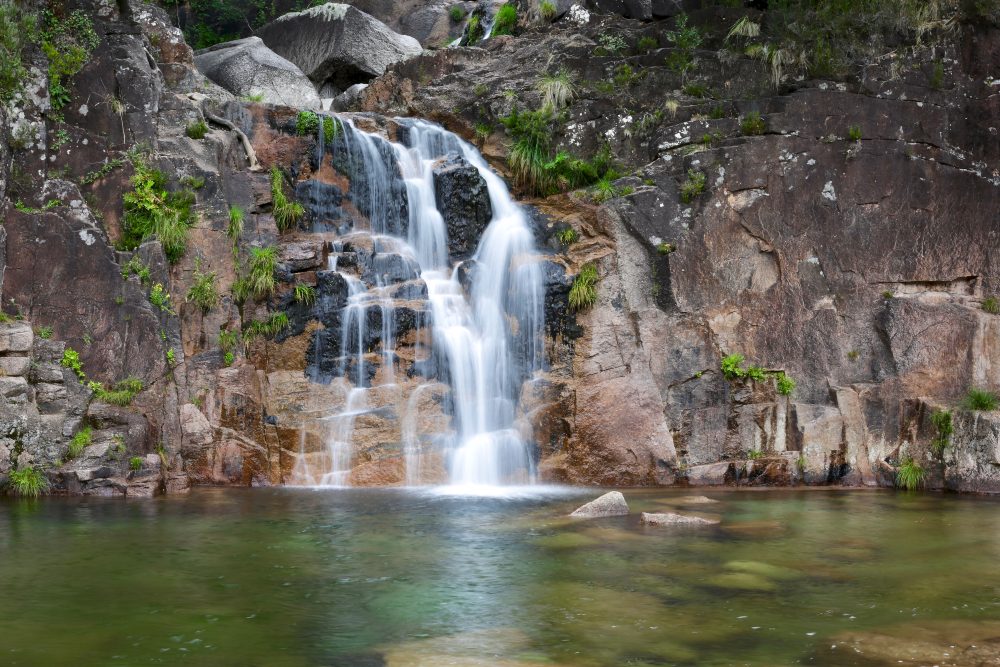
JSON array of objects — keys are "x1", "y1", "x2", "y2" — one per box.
[{"x1": 2, "y1": 487, "x2": 999, "y2": 666}]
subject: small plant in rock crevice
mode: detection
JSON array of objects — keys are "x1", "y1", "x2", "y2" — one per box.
[
  {"x1": 219, "y1": 328, "x2": 239, "y2": 367},
  {"x1": 90, "y1": 377, "x2": 143, "y2": 406},
  {"x1": 721, "y1": 353, "x2": 796, "y2": 396},
  {"x1": 491, "y1": 3, "x2": 517, "y2": 37},
  {"x1": 121, "y1": 156, "x2": 196, "y2": 263},
  {"x1": 186, "y1": 262, "x2": 220, "y2": 312},
  {"x1": 449, "y1": 5, "x2": 466, "y2": 22},
  {"x1": 536, "y1": 69, "x2": 576, "y2": 110},
  {"x1": 296, "y1": 111, "x2": 319, "y2": 136},
  {"x1": 129, "y1": 456, "x2": 144, "y2": 472},
  {"x1": 186, "y1": 120, "x2": 208, "y2": 140},
  {"x1": 964, "y1": 388, "x2": 999, "y2": 411},
  {"x1": 149, "y1": 283, "x2": 174, "y2": 314},
  {"x1": 665, "y1": 14, "x2": 703, "y2": 80},
  {"x1": 848, "y1": 125, "x2": 862, "y2": 141},
  {"x1": 68, "y1": 426, "x2": 92, "y2": 458},
  {"x1": 930, "y1": 408, "x2": 953, "y2": 456},
  {"x1": 556, "y1": 228, "x2": 579, "y2": 246},
  {"x1": 270, "y1": 167, "x2": 305, "y2": 232},
  {"x1": 61, "y1": 348, "x2": 84, "y2": 381},
  {"x1": 243, "y1": 312, "x2": 290, "y2": 347},
  {"x1": 36, "y1": 325, "x2": 53, "y2": 339},
  {"x1": 896, "y1": 456, "x2": 925, "y2": 491},
  {"x1": 982, "y1": 296, "x2": 999, "y2": 314},
  {"x1": 294, "y1": 283, "x2": 316, "y2": 306},
  {"x1": 568, "y1": 264, "x2": 599, "y2": 312},
  {"x1": 680, "y1": 169, "x2": 707, "y2": 204},
  {"x1": 741, "y1": 111, "x2": 766, "y2": 136}
]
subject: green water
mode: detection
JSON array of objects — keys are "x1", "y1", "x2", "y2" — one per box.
[{"x1": 1, "y1": 487, "x2": 999, "y2": 666}]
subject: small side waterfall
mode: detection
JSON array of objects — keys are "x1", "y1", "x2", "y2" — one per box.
[{"x1": 294, "y1": 117, "x2": 544, "y2": 488}]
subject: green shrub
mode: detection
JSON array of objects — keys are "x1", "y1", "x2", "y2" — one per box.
[
  {"x1": 665, "y1": 14, "x2": 702, "y2": 78},
  {"x1": 474, "y1": 123, "x2": 492, "y2": 143},
  {"x1": 166, "y1": 348, "x2": 176, "y2": 366},
  {"x1": 721, "y1": 353, "x2": 747, "y2": 380},
  {"x1": 537, "y1": 69, "x2": 576, "y2": 110},
  {"x1": 930, "y1": 409, "x2": 953, "y2": 455},
  {"x1": 896, "y1": 456, "x2": 925, "y2": 491},
  {"x1": 449, "y1": 5, "x2": 466, "y2": 21},
  {"x1": 741, "y1": 111, "x2": 766, "y2": 135},
  {"x1": 556, "y1": 228, "x2": 579, "y2": 246},
  {"x1": 848, "y1": 125, "x2": 862, "y2": 141},
  {"x1": 539, "y1": 1, "x2": 556, "y2": 22},
  {"x1": 8, "y1": 466, "x2": 48, "y2": 498},
  {"x1": 296, "y1": 111, "x2": 319, "y2": 136},
  {"x1": 271, "y1": 167, "x2": 305, "y2": 232},
  {"x1": 612, "y1": 63, "x2": 641, "y2": 88},
  {"x1": 964, "y1": 388, "x2": 999, "y2": 411},
  {"x1": 129, "y1": 456, "x2": 144, "y2": 472},
  {"x1": 186, "y1": 263, "x2": 219, "y2": 311},
  {"x1": 121, "y1": 157, "x2": 196, "y2": 263},
  {"x1": 679, "y1": 169, "x2": 706, "y2": 203},
  {"x1": 0, "y1": 4, "x2": 38, "y2": 105},
  {"x1": 775, "y1": 372, "x2": 796, "y2": 396},
  {"x1": 501, "y1": 107, "x2": 553, "y2": 194},
  {"x1": 68, "y1": 426, "x2": 92, "y2": 458},
  {"x1": 186, "y1": 120, "x2": 208, "y2": 139},
  {"x1": 61, "y1": 348, "x2": 85, "y2": 381},
  {"x1": 36, "y1": 325, "x2": 53, "y2": 339},
  {"x1": 41, "y1": 10, "x2": 100, "y2": 111},
  {"x1": 637, "y1": 36, "x2": 658, "y2": 52},
  {"x1": 92, "y1": 377, "x2": 143, "y2": 406},
  {"x1": 747, "y1": 365, "x2": 767, "y2": 382},
  {"x1": 246, "y1": 246, "x2": 278, "y2": 300},
  {"x1": 219, "y1": 328, "x2": 239, "y2": 366},
  {"x1": 982, "y1": 296, "x2": 999, "y2": 314},
  {"x1": 294, "y1": 283, "x2": 316, "y2": 306},
  {"x1": 149, "y1": 283, "x2": 174, "y2": 313},
  {"x1": 120, "y1": 256, "x2": 152, "y2": 286},
  {"x1": 591, "y1": 177, "x2": 618, "y2": 203},
  {"x1": 568, "y1": 264, "x2": 599, "y2": 312},
  {"x1": 491, "y1": 3, "x2": 517, "y2": 36},
  {"x1": 597, "y1": 33, "x2": 627, "y2": 55}
]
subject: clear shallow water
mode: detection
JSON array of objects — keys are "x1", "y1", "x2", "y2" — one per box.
[{"x1": 2, "y1": 488, "x2": 999, "y2": 666}]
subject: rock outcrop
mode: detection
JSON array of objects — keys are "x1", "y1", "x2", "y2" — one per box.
[
  {"x1": 258, "y1": 3, "x2": 423, "y2": 94},
  {"x1": 432, "y1": 153, "x2": 492, "y2": 259},
  {"x1": 194, "y1": 37, "x2": 322, "y2": 109}
]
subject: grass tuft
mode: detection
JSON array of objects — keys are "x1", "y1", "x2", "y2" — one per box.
[
  {"x1": 964, "y1": 388, "x2": 999, "y2": 411},
  {"x1": 8, "y1": 466, "x2": 48, "y2": 497},
  {"x1": 896, "y1": 456, "x2": 925, "y2": 491},
  {"x1": 568, "y1": 264, "x2": 599, "y2": 312}
]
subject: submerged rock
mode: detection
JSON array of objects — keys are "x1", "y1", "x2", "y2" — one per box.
[
  {"x1": 569, "y1": 491, "x2": 629, "y2": 517},
  {"x1": 641, "y1": 512, "x2": 719, "y2": 526},
  {"x1": 677, "y1": 495, "x2": 720, "y2": 504},
  {"x1": 258, "y1": 3, "x2": 422, "y2": 91},
  {"x1": 193, "y1": 37, "x2": 321, "y2": 108}
]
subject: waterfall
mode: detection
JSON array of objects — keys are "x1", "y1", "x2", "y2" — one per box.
[{"x1": 298, "y1": 117, "x2": 544, "y2": 488}]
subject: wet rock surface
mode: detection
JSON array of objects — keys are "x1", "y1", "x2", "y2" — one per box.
[
  {"x1": 569, "y1": 490, "x2": 630, "y2": 517},
  {"x1": 432, "y1": 153, "x2": 492, "y2": 260}
]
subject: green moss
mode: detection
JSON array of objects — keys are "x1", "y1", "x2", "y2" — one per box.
[{"x1": 296, "y1": 111, "x2": 319, "y2": 136}]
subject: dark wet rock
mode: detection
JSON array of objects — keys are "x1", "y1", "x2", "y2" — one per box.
[
  {"x1": 432, "y1": 153, "x2": 492, "y2": 260},
  {"x1": 356, "y1": 251, "x2": 421, "y2": 287},
  {"x1": 569, "y1": 491, "x2": 629, "y2": 517},
  {"x1": 258, "y1": 3, "x2": 422, "y2": 91},
  {"x1": 540, "y1": 260, "x2": 573, "y2": 339},
  {"x1": 294, "y1": 180, "x2": 349, "y2": 232},
  {"x1": 194, "y1": 37, "x2": 321, "y2": 109}
]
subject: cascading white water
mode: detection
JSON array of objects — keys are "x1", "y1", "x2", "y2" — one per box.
[{"x1": 302, "y1": 116, "x2": 544, "y2": 488}]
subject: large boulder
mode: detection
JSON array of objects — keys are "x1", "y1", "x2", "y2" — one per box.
[
  {"x1": 432, "y1": 153, "x2": 492, "y2": 260},
  {"x1": 569, "y1": 490, "x2": 629, "y2": 517},
  {"x1": 194, "y1": 37, "x2": 321, "y2": 109},
  {"x1": 258, "y1": 3, "x2": 423, "y2": 92}
]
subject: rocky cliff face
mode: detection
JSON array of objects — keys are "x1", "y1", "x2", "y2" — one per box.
[{"x1": 2, "y1": 0, "x2": 999, "y2": 495}]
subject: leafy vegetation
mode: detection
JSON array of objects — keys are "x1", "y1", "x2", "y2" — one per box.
[
  {"x1": 186, "y1": 263, "x2": 219, "y2": 311},
  {"x1": 491, "y1": 3, "x2": 517, "y2": 37},
  {"x1": 556, "y1": 228, "x2": 579, "y2": 246},
  {"x1": 121, "y1": 156, "x2": 196, "y2": 263},
  {"x1": 964, "y1": 388, "x2": 999, "y2": 411},
  {"x1": 41, "y1": 9, "x2": 100, "y2": 112},
  {"x1": 721, "y1": 353, "x2": 796, "y2": 396},
  {"x1": 129, "y1": 456, "x2": 144, "y2": 472},
  {"x1": 721, "y1": 353, "x2": 747, "y2": 380},
  {"x1": 775, "y1": 372, "x2": 797, "y2": 396},
  {"x1": 449, "y1": 5, "x2": 466, "y2": 22},
  {"x1": 219, "y1": 328, "x2": 239, "y2": 366},
  {"x1": 296, "y1": 110, "x2": 319, "y2": 136},
  {"x1": 149, "y1": 283, "x2": 174, "y2": 313},
  {"x1": 8, "y1": 466, "x2": 48, "y2": 498},
  {"x1": 120, "y1": 256, "x2": 152, "y2": 286},
  {"x1": 568, "y1": 264, "x2": 599, "y2": 312},
  {"x1": 236, "y1": 246, "x2": 279, "y2": 302},
  {"x1": 36, "y1": 325, "x2": 54, "y2": 339},
  {"x1": 0, "y1": 3, "x2": 37, "y2": 105},
  {"x1": 896, "y1": 456, "x2": 925, "y2": 491},
  {"x1": 665, "y1": 14, "x2": 702, "y2": 79},
  {"x1": 271, "y1": 167, "x2": 305, "y2": 232},
  {"x1": 61, "y1": 348, "x2": 84, "y2": 381}
]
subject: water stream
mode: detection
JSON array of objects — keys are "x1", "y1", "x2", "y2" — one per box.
[{"x1": 295, "y1": 117, "x2": 543, "y2": 488}]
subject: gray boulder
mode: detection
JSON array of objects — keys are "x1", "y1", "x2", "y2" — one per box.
[
  {"x1": 329, "y1": 82, "x2": 369, "y2": 111},
  {"x1": 569, "y1": 491, "x2": 629, "y2": 517},
  {"x1": 641, "y1": 511, "x2": 719, "y2": 526},
  {"x1": 258, "y1": 3, "x2": 423, "y2": 91},
  {"x1": 194, "y1": 37, "x2": 321, "y2": 109},
  {"x1": 432, "y1": 153, "x2": 492, "y2": 260}
]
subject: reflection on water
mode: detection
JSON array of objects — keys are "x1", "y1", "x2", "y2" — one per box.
[{"x1": 1, "y1": 488, "x2": 999, "y2": 666}]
